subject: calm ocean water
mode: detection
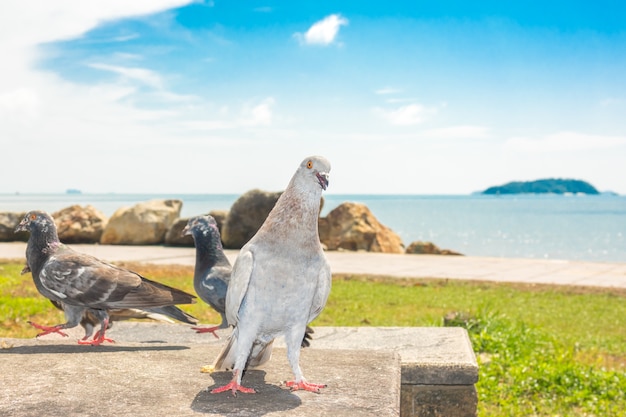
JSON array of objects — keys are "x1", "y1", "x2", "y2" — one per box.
[{"x1": 1, "y1": 193, "x2": 625, "y2": 263}]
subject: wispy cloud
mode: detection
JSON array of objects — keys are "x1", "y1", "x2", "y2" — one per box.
[
  {"x1": 294, "y1": 14, "x2": 348, "y2": 46},
  {"x1": 373, "y1": 103, "x2": 438, "y2": 126},
  {"x1": 240, "y1": 97, "x2": 275, "y2": 126},
  {"x1": 88, "y1": 63, "x2": 164, "y2": 89},
  {"x1": 375, "y1": 87, "x2": 402, "y2": 95},
  {"x1": 424, "y1": 125, "x2": 491, "y2": 139},
  {"x1": 505, "y1": 131, "x2": 626, "y2": 152}
]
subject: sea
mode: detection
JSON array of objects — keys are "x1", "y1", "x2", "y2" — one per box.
[{"x1": 1, "y1": 193, "x2": 625, "y2": 263}]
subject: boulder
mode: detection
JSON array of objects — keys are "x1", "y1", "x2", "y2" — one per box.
[
  {"x1": 0, "y1": 212, "x2": 27, "y2": 242},
  {"x1": 51, "y1": 205, "x2": 108, "y2": 244},
  {"x1": 405, "y1": 241, "x2": 463, "y2": 256},
  {"x1": 319, "y1": 202, "x2": 405, "y2": 253},
  {"x1": 100, "y1": 199, "x2": 182, "y2": 245},
  {"x1": 221, "y1": 189, "x2": 282, "y2": 249}
]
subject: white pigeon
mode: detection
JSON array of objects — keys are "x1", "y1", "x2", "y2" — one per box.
[{"x1": 211, "y1": 155, "x2": 332, "y2": 395}]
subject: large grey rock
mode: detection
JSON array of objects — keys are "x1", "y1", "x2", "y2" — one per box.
[
  {"x1": 100, "y1": 199, "x2": 182, "y2": 245},
  {"x1": 221, "y1": 189, "x2": 282, "y2": 249},
  {"x1": 319, "y1": 202, "x2": 405, "y2": 253},
  {"x1": 51, "y1": 205, "x2": 108, "y2": 244},
  {"x1": 0, "y1": 212, "x2": 27, "y2": 242}
]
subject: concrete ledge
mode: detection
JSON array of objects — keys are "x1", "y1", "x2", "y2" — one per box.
[
  {"x1": 1, "y1": 325, "x2": 478, "y2": 417},
  {"x1": 0, "y1": 337, "x2": 400, "y2": 417}
]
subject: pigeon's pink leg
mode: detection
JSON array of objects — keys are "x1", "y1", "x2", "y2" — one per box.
[
  {"x1": 285, "y1": 380, "x2": 327, "y2": 393},
  {"x1": 78, "y1": 319, "x2": 115, "y2": 346},
  {"x1": 191, "y1": 325, "x2": 221, "y2": 338},
  {"x1": 28, "y1": 321, "x2": 69, "y2": 338},
  {"x1": 211, "y1": 370, "x2": 255, "y2": 395}
]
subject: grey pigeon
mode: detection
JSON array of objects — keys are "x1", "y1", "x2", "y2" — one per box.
[
  {"x1": 182, "y1": 215, "x2": 314, "y2": 347},
  {"x1": 15, "y1": 210, "x2": 197, "y2": 346},
  {"x1": 20, "y1": 264, "x2": 198, "y2": 341},
  {"x1": 211, "y1": 155, "x2": 331, "y2": 395},
  {"x1": 182, "y1": 215, "x2": 230, "y2": 338}
]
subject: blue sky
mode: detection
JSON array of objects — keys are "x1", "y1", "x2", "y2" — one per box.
[{"x1": 1, "y1": 1, "x2": 625, "y2": 194}]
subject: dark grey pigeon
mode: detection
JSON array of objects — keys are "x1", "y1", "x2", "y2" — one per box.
[
  {"x1": 211, "y1": 156, "x2": 331, "y2": 395},
  {"x1": 21, "y1": 264, "x2": 198, "y2": 341},
  {"x1": 182, "y1": 215, "x2": 314, "y2": 345},
  {"x1": 182, "y1": 215, "x2": 230, "y2": 338},
  {"x1": 15, "y1": 210, "x2": 197, "y2": 346}
]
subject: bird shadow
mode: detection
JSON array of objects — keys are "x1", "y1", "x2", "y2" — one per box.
[
  {"x1": 0, "y1": 343, "x2": 190, "y2": 355},
  {"x1": 191, "y1": 370, "x2": 302, "y2": 415}
]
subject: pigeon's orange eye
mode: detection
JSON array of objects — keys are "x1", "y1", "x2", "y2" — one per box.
[
  {"x1": 306, "y1": 161, "x2": 313, "y2": 169},
  {"x1": 30, "y1": 214, "x2": 37, "y2": 220}
]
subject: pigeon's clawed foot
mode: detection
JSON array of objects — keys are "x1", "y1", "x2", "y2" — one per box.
[
  {"x1": 191, "y1": 325, "x2": 221, "y2": 338},
  {"x1": 28, "y1": 321, "x2": 69, "y2": 338},
  {"x1": 77, "y1": 321, "x2": 114, "y2": 346},
  {"x1": 77, "y1": 334, "x2": 115, "y2": 346},
  {"x1": 210, "y1": 381, "x2": 256, "y2": 395},
  {"x1": 285, "y1": 380, "x2": 327, "y2": 393}
]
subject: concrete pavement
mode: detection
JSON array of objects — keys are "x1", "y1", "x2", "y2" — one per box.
[{"x1": 1, "y1": 242, "x2": 625, "y2": 288}]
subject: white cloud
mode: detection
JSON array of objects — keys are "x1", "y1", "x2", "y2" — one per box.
[
  {"x1": 88, "y1": 63, "x2": 164, "y2": 89},
  {"x1": 505, "y1": 131, "x2": 626, "y2": 152},
  {"x1": 295, "y1": 14, "x2": 348, "y2": 46},
  {"x1": 373, "y1": 103, "x2": 438, "y2": 126},
  {"x1": 375, "y1": 87, "x2": 402, "y2": 95},
  {"x1": 424, "y1": 125, "x2": 491, "y2": 139},
  {"x1": 0, "y1": 87, "x2": 41, "y2": 123},
  {"x1": 240, "y1": 97, "x2": 275, "y2": 126}
]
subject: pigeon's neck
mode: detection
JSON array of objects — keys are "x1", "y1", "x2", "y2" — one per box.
[
  {"x1": 193, "y1": 232, "x2": 229, "y2": 279},
  {"x1": 261, "y1": 184, "x2": 322, "y2": 242},
  {"x1": 26, "y1": 230, "x2": 60, "y2": 276}
]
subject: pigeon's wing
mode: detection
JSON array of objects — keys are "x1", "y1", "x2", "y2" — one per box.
[
  {"x1": 224, "y1": 248, "x2": 254, "y2": 326},
  {"x1": 39, "y1": 250, "x2": 193, "y2": 309},
  {"x1": 308, "y1": 262, "x2": 332, "y2": 323},
  {"x1": 38, "y1": 250, "x2": 139, "y2": 305},
  {"x1": 199, "y1": 274, "x2": 228, "y2": 313}
]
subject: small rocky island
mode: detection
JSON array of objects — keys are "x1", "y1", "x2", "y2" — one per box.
[{"x1": 481, "y1": 178, "x2": 599, "y2": 195}]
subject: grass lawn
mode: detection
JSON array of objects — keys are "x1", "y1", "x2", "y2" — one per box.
[{"x1": 2, "y1": 260, "x2": 626, "y2": 416}]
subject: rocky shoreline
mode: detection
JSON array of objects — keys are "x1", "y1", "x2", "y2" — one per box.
[{"x1": 1, "y1": 189, "x2": 461, "y2": 256}]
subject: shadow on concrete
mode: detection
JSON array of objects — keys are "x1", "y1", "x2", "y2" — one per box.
[
  {"x1": 191, "y1": 370, "x2": 302, "y2": 415},
  {"x1": 0, "y1": 343, "x2": 190, "y2": 355}
]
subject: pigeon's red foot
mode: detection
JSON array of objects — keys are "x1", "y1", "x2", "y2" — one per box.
[
  {"x1": 77, "y1": 336, "x2": 114, "y2": 346},
  {"x1": 211, "y1": 381, "x2": 256, "y2": 395},
  {"x1": 28, "y1": 321, "x2": 68, "y2": 338},
  {"x1": 285, "y1": 380, "x2": 327, "y2": 393},
  {"x1": 191, "y1": 325, "x2": 221, "y2": 339},
  {"x1": 78, "y1": 330, "x2": 114, "y2": 346}
]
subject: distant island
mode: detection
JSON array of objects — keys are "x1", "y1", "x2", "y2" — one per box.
[
  {"x1": 66, "y1": 189, "x2": 82, "y2": 195},
  {"x1": 481, "y1": 178, "x2": 600, "y2": 195}
]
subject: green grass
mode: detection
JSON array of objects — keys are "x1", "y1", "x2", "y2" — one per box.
[{"x1": 2, "y1": 261, "x2": 626, "y2": 416}]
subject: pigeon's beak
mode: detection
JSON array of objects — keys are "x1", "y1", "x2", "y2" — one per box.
[
  {"x1": 14, "y1": 219, "x2": 28, "y2": 233},
  {"x1": 316, "y1": 172, "x2": 329, "y2": 191},
  {"x1": 181, "y1": 225, "x2": 191, "y2": 237}
]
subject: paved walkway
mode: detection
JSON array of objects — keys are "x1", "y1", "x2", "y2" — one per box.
[{"x1": 1, "y1": 242, "x2": 625, "y2": 289}]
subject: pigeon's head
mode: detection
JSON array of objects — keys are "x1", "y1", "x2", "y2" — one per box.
[
  {"x1": 182, "y1": 215, "x2": 219, "y2": 238},
  {"x1": 15, "y1": 210, "x2": 56, "y2": 235},
  {"x1": 299, "y1": 156, "x2": 331, "y2": 191}
]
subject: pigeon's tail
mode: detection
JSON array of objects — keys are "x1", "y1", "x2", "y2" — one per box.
[
  {"x1": 212, "y1": 329, "x2": 274, "y2": 372},
  {"x1": 301, "y1": 325, "x2": 314, "y2": 348},
  {"x1": 117, "y1": 276, "x2": 197, "y2": 308},
  {"x1": 143, "y1": 305, "x2": 199, "y2": 325}
]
